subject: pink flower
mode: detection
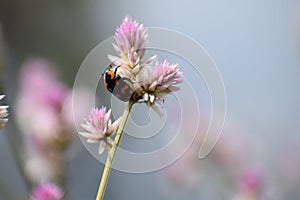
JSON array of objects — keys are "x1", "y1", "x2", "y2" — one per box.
[
  {"x1": 80, "y1": 107, "x2": 121, "y2": 154},
  {"x1": 107, "y1": 17, "x2": 183, "y2": 115},
  {"x1": 106, "y1": 17, "x2": 183, "y2": 115},
  {"x1": 113, "y1": 16, "x2": 148, "y2": 67},
  {"x1": 16, "y1": 59, "x2": 74, "y2": 184},
  {"x1": 16, "y1": 59, "x2": 73, "y2": 147},
  {"x1": 18, "y1": 59, "x2": 68, "y2": 109},
  {"x1": 31, "y1": 183, "x2": 63, "y2": 200},
  {"x1": 143, "y1": 60, "x2": 182, "y2": 95},
  {"x1": 0, "y1": 95, "x2": 8, "y2": 130},
  {"x1": 233, "y1": 169, "x2": 263, "y2": 200},
  {"x1": 238, "y1": 169, "x2": 263, "y2": 192},
  {"x1": 132, "y1": 60, "x2": 183, "y2": 115}
]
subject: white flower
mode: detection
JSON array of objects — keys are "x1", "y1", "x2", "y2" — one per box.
[
  {"x1": 0, "y1": 95, "x2": 8, "y2": 130},
  {"x1": 79, "y1": 107, "x2": 121, "y2": 154}
]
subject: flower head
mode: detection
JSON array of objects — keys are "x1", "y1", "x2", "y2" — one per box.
[
  {"x1": 31, "y1": 183, "x2": 63, "y2": 200},
  {"x1": 16, "y1": 59, "x2": 73, "y2": 148},
  {"x1": 139, "y1": 60, "x2": 182, "y2": 96},
  {"x1": 80, "y1": 107, "x2": 121, "y2": 154},
  {"x1": 131, "y1": 60, "x2": 183, "y2": 115},
  {"x1": 0, "y1": 95, "x2": 8, "y2": 130},
  {"x1": 113, "y1": 16, "x2": 148, "y2": 67}
]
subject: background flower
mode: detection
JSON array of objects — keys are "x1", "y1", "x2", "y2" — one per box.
[
  {"x1": 16, "y1": 59, "x2": 74, "y2": 187},
  {"x1": 0, "y1": 95, "x2": 8, "y2": 130},
  {"x1": 31, "y1": 183, "x2": 63, "y2": 200},
  {"x1": 232, "y1": 169, "x2": 263, "y2": 200}
]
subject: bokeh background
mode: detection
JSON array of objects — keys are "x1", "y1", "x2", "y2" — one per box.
[{"x1": 1, "y1": 0, "x2": 300, "y2": 199}]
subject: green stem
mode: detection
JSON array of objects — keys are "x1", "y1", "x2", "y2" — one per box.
[{"x1": 96, "y1": 101, "x2": 133, "y2": 200}]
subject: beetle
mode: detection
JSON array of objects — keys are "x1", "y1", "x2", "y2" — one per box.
[{"x1": 103, "y1": 64, "x2": 134, "y2": 102}]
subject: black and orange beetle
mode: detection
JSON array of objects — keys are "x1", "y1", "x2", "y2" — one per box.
[{"x1": 103, "y1": 64, "x2": 134, "y2": 102}]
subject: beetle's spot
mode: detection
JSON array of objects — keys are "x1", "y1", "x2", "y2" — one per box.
[
  {"x1": 121, "y1": 85, "x2": 129, "y2": 94},
  {"x1": 103, "y1": 80, "x2": 108, "y2": 86},
  {"x1": 107, "y1": 71, "x2": 115, "y2": 79}
]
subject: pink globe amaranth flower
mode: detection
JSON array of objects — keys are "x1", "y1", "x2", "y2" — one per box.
[
  {"x1": 0, "y1": 95, "x2": 8, "y2": 130},
  {"x1": 113, "y1": 16, "x2": 148, "y2": 67},
  {"x1": 134, "y1": 60, "x2": 182, "y2": 95},
  {"x1": 80, "y1": 107, "x2": 121, "y2": 154},
  {"x1": 132, "y1": 60, "x2": 183, "y2": 115},
  {"x1": 147, "y1": 60, "x2": 182, "y2": 95},
  {"x1": 31, "y1": 183, "x2": 63, "y2": 200},
  {"x1": 107, "y1": 17, "x2": 183, "y2": 116}
]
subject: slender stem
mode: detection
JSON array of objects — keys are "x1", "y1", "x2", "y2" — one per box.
[{"x1": 96, "y1": 101, "x2": 133, "y2": 200}]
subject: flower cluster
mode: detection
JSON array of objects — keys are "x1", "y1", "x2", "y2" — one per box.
[
  {"x1": 110, "y1": 16, "x2": 183, "y2": 113},
  {"x1": 80, "y1": 16, "x2": 182, "y2": 155},
  {"x1": 80, "y1": 107, "x2": 121, "y2": 155},
  {"x1": 233, "y1": 169, "x2": 263, "y2": 200},
  {"x1": 0, "y1": 95, "x2": 8, "y2": 130}
]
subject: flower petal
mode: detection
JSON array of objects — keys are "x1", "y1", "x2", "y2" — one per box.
[
  {"x1": 81, "y1": 124, "x2": 97, "y2": 134},
  {"x1": 79, "y1": 132, "x2": 101, "y2": 140},
  {"x1": 98, "y1": 141, "x2": 105, "y2": 155}
]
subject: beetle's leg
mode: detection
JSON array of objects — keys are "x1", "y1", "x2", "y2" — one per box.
[{"x1": 114, "y1": 65, "x2": 121, "y2": 75}]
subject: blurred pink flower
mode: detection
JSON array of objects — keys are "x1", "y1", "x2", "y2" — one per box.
[
  {"x1": 18, "y1": 59, "x2": 67, "y2": 108},
  {"x1": 16, "y1": 59, "x2": 73, "y2": 148},
  {"x1": 233, "y1": 169, "x2": 263, "y2": 200},
  {"x1": 80, "y1": 107, "x2": 121, "y2": 154},
  {"x1": 31, "y1": 183, "x2": 63, "y2": 200},
  {"x1": 239, "y1": 169, "x2": 262, "y2": 192},
  {"x1": 0, "y1": 95, "x2": 8, "y2": 130},
  {"x1": 16, "y1": 58, "x2": 74, "y2": 185},
  {"x1": 113, "y1": 16, "x2": 148, "y2": 67}
]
